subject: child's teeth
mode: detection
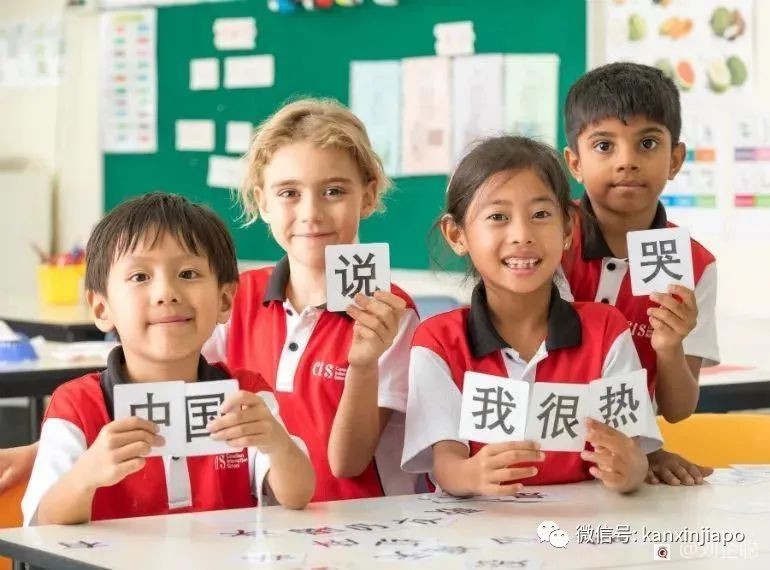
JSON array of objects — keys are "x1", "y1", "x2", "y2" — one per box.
[{"x1": 505, "y1": 258, "x2": 539, "y2": 269}]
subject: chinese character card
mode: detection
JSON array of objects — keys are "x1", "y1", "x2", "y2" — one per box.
[
  {"x1": 627, "y1": 227, "x2": 694, "y2": 296},
  {"x1": 324, "y1": 243, "x2": 391, "y2": 312},
  {"x1": 114, "y1": 379, "x2": 238, "y2": 457}
]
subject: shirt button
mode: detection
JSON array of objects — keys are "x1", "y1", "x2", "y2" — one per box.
[
  {"x1": 505, "y1": 352, "x2": 514, "y2": 361},
  {"x1": 285, "y1": 309, "x2": 293, "y2": 316},
  {"x1": 607, "y1": 262, "x2": 616, "y2": 271},
  {"x1": 172, "y1": 456, "x2": 180, "y2": 461},
  {"x1": 288, "y1": 342, "x2": 299, "y2": 351},
  {"x1": 600, "y1": 298, "x2": 610, "y2": 304}
]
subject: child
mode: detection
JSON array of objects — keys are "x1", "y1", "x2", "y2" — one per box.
[
  {"x1": 202, "y1": 99, "x2": 419, "y2": 502},
  {"x1": 21, "y1": 193, "x2": 314, "y2": 525},
  {"x1": 401, "y1": 136, "x2": 661, "y2": 495},
  {"x1": 561, "y1": 62, "x2": 720, "y2": 486}
]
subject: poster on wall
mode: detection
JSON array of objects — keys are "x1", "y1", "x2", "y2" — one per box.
[
  {"x1": 99, "y1": 1, "x2": 241, "y2": 9},
  {"x1": 0, "y1": 19, "x2": 62, "y2": 87},
  {"x1": 100, "y1": 9, "x2": 157, "y2": 153}
]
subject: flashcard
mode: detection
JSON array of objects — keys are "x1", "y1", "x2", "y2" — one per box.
[
  {"x1": 114, "y1": 380, "x2": 238, "y2": 457},
  {"x1": 627, "y1": 227, "x2": 694, "y2": 296},
  {"x1": 526, "y1": 382, "x2": 591, "y2": 452},
  {"x1": 325, "y1": 243, "x2": 390, "y2": 312},
  {"x1": 459, "y1": 372, "x2": 530, "y2": 444}
]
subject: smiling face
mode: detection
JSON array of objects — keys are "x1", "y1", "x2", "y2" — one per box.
[
  {"x1": 257, "y1": 142, "x2": 376, "y2": 272},
  {"x1": 565, "y1": 115, "x2": 686, "y2": 218},
  {"x1": 88, "y1": 231, "x2": 234, "y2": 372},
  {"x1": 442, "y1": 169, "x2": 569, "y2": 297}
]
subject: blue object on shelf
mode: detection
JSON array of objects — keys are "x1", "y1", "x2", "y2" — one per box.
[{"x1": 0, "y1": 334, "x2": 39, "y2": 364}]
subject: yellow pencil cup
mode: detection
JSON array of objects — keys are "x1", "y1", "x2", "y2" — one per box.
[{"x1": 37, "y1": 263, "x2": 85, "y2": 305}]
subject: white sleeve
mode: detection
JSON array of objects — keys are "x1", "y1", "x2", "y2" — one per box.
[
  {"x1": 248, "y1": 391, "x2": 309, "y2": 506},
  {"x1": 682, "y1": 262, "x2": 720, "y2": 367},
  {"x1": 22, "y1": 419, "x2": 87, "y2": 526},
  {"x1": 401, "y1": 346, "x2": 467, "y2": 474},
  {"x1": 201, "y1": 320, "x2": 230, "y2": 364},
  {"x1": 601, "y1": 332, "x2": 662, "y2": 454},
  {"x1": 377, "y1": 308, "x2": 419, "y2": 413}
]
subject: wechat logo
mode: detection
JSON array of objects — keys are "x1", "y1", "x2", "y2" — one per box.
[{"x1": 537, "y1": 520, "x2": 570, "y2": 549}]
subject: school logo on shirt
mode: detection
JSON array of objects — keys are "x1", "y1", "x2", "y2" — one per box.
[
  {"x1": 628, "y1": 320, "x2": 654, "y2": 339},
  {"x1": 215, "y1": 452, "x2": 248, "y2": 471},
  {"x1": 311, "y1": 361, "x2": 348, "y2": 382}
]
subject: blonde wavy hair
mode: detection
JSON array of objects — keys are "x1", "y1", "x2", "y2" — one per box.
[{"x1": 239, "y1": 98, "x2": 391, "y2": 225}]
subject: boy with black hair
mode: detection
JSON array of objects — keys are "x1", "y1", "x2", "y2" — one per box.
[
  {"x1": 22, "y1": 192, "x2": 314, "y2": 525},
  {"x1": 562, "y1": 62, "x2": 720, "y2": 486}
]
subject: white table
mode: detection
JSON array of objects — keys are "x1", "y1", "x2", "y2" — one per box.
[
  {"x1": 1, "y1": 481, "x2": 769, "y2": 569},
  {"x1": 0, "y1": 342, "x2": 108, "y2": 440},
  {"x1": 0, "y1": 297, "x2": 100, "y2": 343}
]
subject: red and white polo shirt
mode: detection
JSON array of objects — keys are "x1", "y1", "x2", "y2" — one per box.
[
  {"x1": 23, "y1": 347, "x2": 292, "y2": 525},
  {"x1": 401, "y1": 283, "x2": 662, "y2": 485},
  {"x1": 203, "y1": 257, "x2": 420, "y2": 502},
  {"x1": 561, "y1": 196, "x2": 720, "y2": 394}
]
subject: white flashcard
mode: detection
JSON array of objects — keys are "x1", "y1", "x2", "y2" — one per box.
[
  {"x1": 586, "y1": 369, "x2": 651, "y2": 439},
  {"x1": 225, "y1": 121, "x2": 253, "y2": 154},
  {"x1": 433, "y1": 21, "x2": 475, "y2": 56},
  {"x1": 183, "y1": 379, "x2": 238, "y2": 457},
  {"x1": 114, "y1": 379, "x2": 238, "y2": 457},
  {"x1": 458, "y1": 372, "x2": 530, "y2": 444},
  {"x1": 190, "y1": 58, "x2": 219, "y2": 91},
  {"x1": 114, "y1": 381, "x2": 186, "y2": 457},
  {"x1": 175, "y1": 119, "x2": 215, "y2": 152},
  {"x1": 224, "y1": 55, "x2": 274, "y2": 89},
  {"x1": 525, "y1": 382, "x2": 590, "y2": 452},
  {"x1": 627, "y1": 227, "x2": 694, "y2": 296},
  {"x1": 324, "y1": 243, "x2": 390, "y2": 312}
]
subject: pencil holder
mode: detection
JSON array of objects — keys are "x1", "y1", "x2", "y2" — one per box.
[{"x1": 37, "y1": 263, "x2": 85, "y2": 305}]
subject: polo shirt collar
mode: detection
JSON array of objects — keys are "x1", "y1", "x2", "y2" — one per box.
[
  {"x1": 262, "y1": 256, "x2": 290, "y2": 305},
  {"x1": 579, "y1": 194, "x2": 667, "y2": 260},
  {"x1": 260, "y1": 255, "x2": 349, "y2": 316},
  {"x1": 99, "y1": 345, "x2": 229, "y2": 420},
  {"x1": 467, "y1": 282, "x2": 582, "y2": 359}
]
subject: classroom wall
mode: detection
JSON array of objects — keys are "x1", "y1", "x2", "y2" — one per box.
[
  {"x1": 0, "y1": 0, "x2": 101, "y2": 266},
  {"x1": 2, "y1": 1, "x2": 770, "y2": 326}
]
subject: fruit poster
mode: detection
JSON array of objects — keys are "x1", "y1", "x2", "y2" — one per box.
[{"x1": 604, "y1": 0, "x2": 753, "y2": 100}]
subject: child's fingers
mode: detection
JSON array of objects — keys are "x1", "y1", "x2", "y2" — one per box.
[
  {"x1": 113, "y1": 440, "x2": 154, "y2": 462},
  {"x1": 658, "y1": 467, "x2": 682, "y2": 486},
  {"x1": 646, "y1": 468, "x2": 661, "y2": 484},
  {"x1": 488, "y1": 466, "x2": 539, "y2": 484},
  {"x1": 697, "y1": 464, "x2": 714, "y2": 478},
  {"x1": 481, "y1": 482, "x2": 524, "y2": 497},
  {"x1": 685, "y1": 463, "x2": 706, "y2": 485},
  {"x1": 360, "y1": 293, "x2": 402, "y2": 325},
  {"x1": 211, "y1": 420, "x2": 272, "y2": 442},
  {"x1": 671, "y1": 464, "x2": 696, "y2": 485},
  {"x1": 667, "y1": 284, "x2": 697, "y2": 310},
  {"x1": 649, "y1": 292, "x2": 692, "y2": 322},
  {"x1": 114, "y1": 457, "x2": 146, "y2": 480},
  {"x1": 208, "y1": 406, "x2": 269, "y2": 434},
  {"x1": 109, "y1": 429, "x2": 164, "y2": 449},
  {"x1": 346, "y1": 306, "x2": 391, "y2": 342},
  {"x1": 483, "y1": 441, "x2": 540, "y2": 455},
  {"x1": 372, "y1": 290, "x2": 407, "y2": 311},
  {"x1": 349, "y1": 295, "x2": 398, "y2": 334},
  {"x1": 110, "y1": 416, "x2": 159, "y2": 435},
  {"x1": 219, "y1": 390, "x2": 263, "y2": 415},
  {"x1": 648, "y1": 309, "x2": 690, "y2": 336},
  {"x1": 585, "y1": 419, "x2": 625, "y2": 449},
  {"x1": 488, "y1": 449, "x2": 545, "y2": 469}
]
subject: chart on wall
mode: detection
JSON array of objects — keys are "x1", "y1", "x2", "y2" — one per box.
[
  {"x1": 0, "y1": 19, "x2": 62, "y2": 87},
  {"x1": 601, "y1": 0, "x2": 763, "y2": 243}
]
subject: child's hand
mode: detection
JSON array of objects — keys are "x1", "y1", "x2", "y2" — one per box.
[
  {"x1": 208, "y1": 391, "x2": 288, "y2": 454},
  {"x1": 468, "y1": 441, "x2": 545, "y2": 496},
  {"x1": 345, "y1": 291, "x2": 406, "y2": 368},
  {"x1": 582, "y1": 419, "x2": 647, "y2": 493},
  {"x1": 76, "y1": 416, "x2": 163, "y2": 490},
  {"x1": 648, "y1": 285, "x2": 698, "y2": 354},
  {"x1": 0, "y1": 444, "x2": 36, "y2": 493},
  {"x1": 647, "y1": 449, "x2": 713, "y2": 485}
]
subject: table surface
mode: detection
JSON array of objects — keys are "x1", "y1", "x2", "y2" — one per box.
[
  {"x1": 0, "y1": 298, "x2": 94, "y2": 327},
  {"x1": 0, "y1": 480, "x2": 768, "y2": 570}
]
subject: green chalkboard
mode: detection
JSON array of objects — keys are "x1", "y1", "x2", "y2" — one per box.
[{"x1": 103, "y1": 0, "x2": 586, "y2": 270}]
